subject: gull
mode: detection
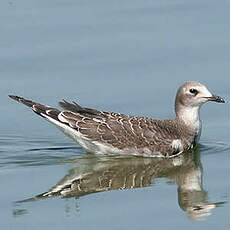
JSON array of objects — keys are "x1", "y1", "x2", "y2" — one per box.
[{"x1": 9, "y1": 81, "x2": 225, "y2": 157}]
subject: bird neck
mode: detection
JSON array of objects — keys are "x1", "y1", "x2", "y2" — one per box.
[{"x1": 175, "y1": 104, "x2": 202, "y2": 138}]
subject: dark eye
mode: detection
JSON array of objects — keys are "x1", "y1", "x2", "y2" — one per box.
[{"x1": 189, "y1": 88, "x2": 198, "y2": 95}]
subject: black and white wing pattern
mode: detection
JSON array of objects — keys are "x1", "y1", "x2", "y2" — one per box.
[{"x1": 9, "y1": 96, "x2": 192, "y2": 157}]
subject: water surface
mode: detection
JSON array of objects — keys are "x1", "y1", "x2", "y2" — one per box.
[{"x1": 0, "y1": 0, "x2": 230, "y2": 229}]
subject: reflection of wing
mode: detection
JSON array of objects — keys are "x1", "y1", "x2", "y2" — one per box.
[{"x1": 33, "y1": 152, "x2": 192, "y2": 198}]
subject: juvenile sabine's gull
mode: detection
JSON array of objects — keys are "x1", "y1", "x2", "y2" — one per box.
[{"x1": 9, "y1": 81, "x2": 225, "y2": 157}]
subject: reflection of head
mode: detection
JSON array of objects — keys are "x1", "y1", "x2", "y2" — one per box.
[
  {"x1": 187, "y1": 203, "x2": 217, "y2": 221},
  {"x1": 175, "y1": 150, "x2": 225, "y2": 221},
  {"x1": 178, "y1": 188, "x2": 215, "y2": 220}
]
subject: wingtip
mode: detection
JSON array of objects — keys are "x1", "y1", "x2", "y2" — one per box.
[
  {"x1": 8, "y1": 95, "x2": 35, "y2": 108},
  {"x1": 9, "y1": 95, "x2": 20, "y2": 101}
]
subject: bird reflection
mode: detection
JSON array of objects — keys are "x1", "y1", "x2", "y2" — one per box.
[{"x1": 15, "y1": 147, "x2": 224, "y2": 220}]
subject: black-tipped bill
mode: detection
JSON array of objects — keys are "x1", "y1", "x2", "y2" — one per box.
[{"x1": 206, "y1": 95, "x2": 225, "y2": 103}]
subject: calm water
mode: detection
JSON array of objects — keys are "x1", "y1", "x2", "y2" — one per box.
[{"x1": 0, "y1": 0, "x2": 230, "y2": 229}]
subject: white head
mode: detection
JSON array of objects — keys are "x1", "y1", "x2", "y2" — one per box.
[{"x1": 175, "y1": 81, "x2": 225, "y2": 126}]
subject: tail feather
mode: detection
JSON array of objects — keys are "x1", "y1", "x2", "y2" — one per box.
[
  {"x1": 59, "y1": 99, "x2": 107, "y2": 118},
  {"x1": 59, "y1": 99, "x2": 82, "y2": 113}
]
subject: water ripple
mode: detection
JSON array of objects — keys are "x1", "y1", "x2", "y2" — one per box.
[
  {"x1": 200, "y1": 141, "x2": 230, "y2": 155},
  {"x1": 0, "y1": 135, "x2": 83, "y2": 169},
  {"x1": 1, "y1": 135, "x2": 230, "y2": 170}
]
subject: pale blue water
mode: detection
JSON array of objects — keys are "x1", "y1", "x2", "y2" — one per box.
[{"x1": 0, "y1": 0, "x2": 230, "y2": 229}]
